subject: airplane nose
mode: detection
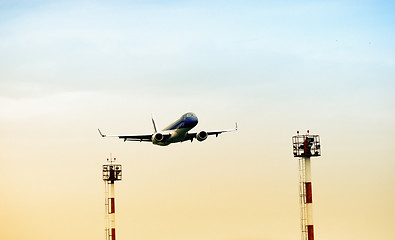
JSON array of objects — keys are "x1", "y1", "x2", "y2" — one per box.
[
  {"x1": 185, "y1": 116, "x2": 198, "y2": 127},
  {"x1": 190, "y1": 116, "x2": 198, "y2": 123}
]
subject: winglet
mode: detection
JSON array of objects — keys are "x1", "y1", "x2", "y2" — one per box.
[
  {"x1": 235, "y1": 122, "x2": 238, "y2": 130},
  {"x1": 98, "y1": 129, "x2": 106, "y2": 137}
]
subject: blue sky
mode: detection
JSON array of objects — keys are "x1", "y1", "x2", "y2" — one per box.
[{"x1": 1, "y1": 0, "x2": 394, "y2": 98}]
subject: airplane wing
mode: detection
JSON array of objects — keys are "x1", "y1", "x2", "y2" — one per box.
[
  {"x1": 184, "y1": 123, "x2": 238, "y2": 142},
  {"x1": 98, "y1": 129, "x2": 152, "y2": 142}
]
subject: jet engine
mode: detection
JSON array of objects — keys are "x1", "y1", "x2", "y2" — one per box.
[
  {"x1": 196, "y1": 131, "x2": 208, "y2": 142},
  {"x1": 153, "y1": 132, "x2": 164, "y2": 142}
]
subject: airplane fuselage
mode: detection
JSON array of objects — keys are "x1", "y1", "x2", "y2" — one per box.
[{"x1": 152, "y1": 112, "x2": 198, "y2": 146}]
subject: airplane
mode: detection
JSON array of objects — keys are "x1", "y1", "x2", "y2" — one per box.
[{"x1": 98, "y1": 112, "x2": 237, "y2": 146}]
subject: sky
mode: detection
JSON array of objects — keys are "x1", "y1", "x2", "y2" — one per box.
[{"x1": 0, "y1": 1, "x2": 395, "y2": 239}]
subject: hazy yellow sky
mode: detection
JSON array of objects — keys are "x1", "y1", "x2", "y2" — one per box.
[{"x1": 1, "y1": 1, "x2": 394, "y2": 240}]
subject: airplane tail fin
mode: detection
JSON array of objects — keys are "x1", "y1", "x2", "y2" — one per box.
[{"x1": 151, "y1": 113, "x2": 158, "y2": 133}]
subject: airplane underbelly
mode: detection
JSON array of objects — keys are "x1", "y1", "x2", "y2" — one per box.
[
  {"x1": 153, "y1": 128, "x2": 190, "y2": 146},
  {"x1": 168, "y1": 129, "x2": 188, "y2": 143}
]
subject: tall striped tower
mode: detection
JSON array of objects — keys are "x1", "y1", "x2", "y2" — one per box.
[
  {"x1": 292, "y1": 131, "x2": 321, "y2": 240},
  {"x1": 103, "y1": 155, "x2": 122, "y2": 240}
]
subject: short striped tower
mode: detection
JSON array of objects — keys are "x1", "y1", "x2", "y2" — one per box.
[
  {"x1": 103, "y1": 155, "x2": 122, "y2": 240},
  {"x1": 293, "y1": 131, "x2": 321, "y2": 240}
]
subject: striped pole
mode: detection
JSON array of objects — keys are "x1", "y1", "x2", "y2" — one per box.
[
  {"x1": 109, "y1": 182, "x2": 116, "y2": 240},
  {"x1": 293, "y1": 132, "x2": 320, "y2": 240},
  {"x1": 103, "y1": 157, "x2": 122, "y2": 240},
  {"x1": 304, "y1": 157, "x2": 314, "y2": 240}
]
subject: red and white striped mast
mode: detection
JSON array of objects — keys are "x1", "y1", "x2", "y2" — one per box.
[
  {"x1": 103, "y1": 154, "x2": 122, "y2": 240},
  {"x1": 292, "y1": 131, "x2": 321, "y2": 240}
]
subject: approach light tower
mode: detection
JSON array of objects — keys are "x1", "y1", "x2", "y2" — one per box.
[
  {"x1": 292, "y1": 131, "x2": 321, "y2": 240},
  {"x1": 103, "y1": 155, "x2": 122, "y2": 240}
]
